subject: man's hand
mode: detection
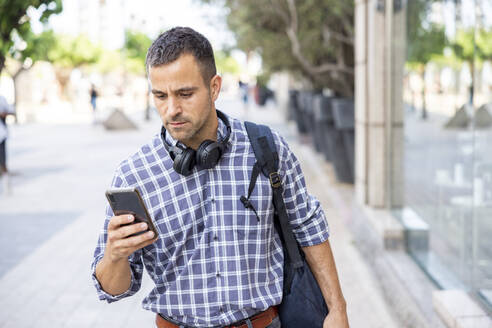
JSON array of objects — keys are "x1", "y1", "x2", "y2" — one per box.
[
  {"x1": 105, "y1": 214, "x2": 157, "y2": 263},
  {"x1": 323, "y1": 307, "x2": 349, "y2": 328},
  {"x1": 95, "y1": 214, "x2": 157, "y2": 296}
]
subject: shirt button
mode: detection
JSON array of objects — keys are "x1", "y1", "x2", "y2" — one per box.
[
  {"x1": 211, "y1": 198, "x2": 215, "y2": 203},
  {"x1": 216, "y1": 272, "x2": 220, "y2": 278},
  {"x1": 213, "y1": 235, "x2": 218, "y2": 241}
]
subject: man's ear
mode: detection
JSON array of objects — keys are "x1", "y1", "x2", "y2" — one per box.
[{"x1": 210, "y1": 75, "x2": 222, "y2": 102}]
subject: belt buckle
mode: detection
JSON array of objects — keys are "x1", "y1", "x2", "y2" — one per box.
[
  {"x1": 227, "y1": 312, "x2": 259, "y2": 328},
  {"x1": 234, "y1": 307, "x2": 275, "y2": 328}
]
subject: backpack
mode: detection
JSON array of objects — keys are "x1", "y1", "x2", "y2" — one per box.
[{"x1": 243, "y1": 121, "x2": 329, "y2": 328}]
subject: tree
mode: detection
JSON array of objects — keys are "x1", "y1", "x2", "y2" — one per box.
[
  {"x1": 202, "y1": 0, "x2": 354, "y2": 97},
  {"x1": 95, "y1": 49, "x2": 124, "y2": 74},
  {"x1": 406, "y1": 25, "x2": 446, "y2": 119},
  {"x1": 476, "y1": 29, "x2": 492, "y2": 61},
  {"x1": 46, "y1": 34, "x2": 102, "y2": 98},
  {"x1": 406, "y1": 0, "x2": 446, "y2": 119},
  {"x1": 450, "y1": 28, "x2": 492, "y2": 105},
  {"x1": 215, "y1": 50, "x2": 240, "y2": 76},
  {"x1": 47, "y1": 34, "x2": 101, "y2": 67},
  {"x1": 0, "y1": 0, "x2": 62, "y2": 75},
  {"x1": 5, "y1": 30, "x2": 56, "y2": 113},
  {"x1": 450, "y1": 28, "x2": 476, "y2": 104},
  {"x1": 123, "y1": 30, "x2": 153, "y2": 119},
  {"x1": 123, "y1": 30, "x2": 153, "y2": 75}
]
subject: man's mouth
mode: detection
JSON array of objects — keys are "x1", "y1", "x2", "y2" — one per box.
[{"x1": 169, "y1": 122, "x2": 186, "y2": 127}]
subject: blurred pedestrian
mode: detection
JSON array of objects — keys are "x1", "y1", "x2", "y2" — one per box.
[
  {"x1": 91, "y1": 27, "x2": 348, "y2": 328},
  {"x1": 90, "y1": 84, "x2": 98, "y2": 124},
  {"x1": 0, "y1": 94, "x2": 15, "y2": 194},
  {"x1": 90, "y1": 84, "x2": 98, "y2": 111},
  {"x1": 238, "y1": 79, "x2": 249, "y2": 111}
]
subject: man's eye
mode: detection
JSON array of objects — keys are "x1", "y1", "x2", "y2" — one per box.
[
  {"x1": 180, "y1": 93, "x2": 192, "y2": 98},
  {"x1": 156, "y1": 94, "x2": 167, "y2": 100}
]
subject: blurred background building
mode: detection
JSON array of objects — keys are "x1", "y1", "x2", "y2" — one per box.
[{"x1": 354, "y1": 0, "x2": 492, "y2": 325}]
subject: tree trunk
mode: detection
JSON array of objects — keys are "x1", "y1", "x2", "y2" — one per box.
[
  {"x1": 421, "y1": 66, "x2": 427, "y2": 119},
  {"x1": 144, "y1": 82, "x2": 151, "y2": 121},
  {"x1": 12, "y1": 67, "x2": 25, "y2": 124},
  {"x1": 0, "y1": 56, "x2": 5, "y2": 77},
  {"x1": 469, "y1": 60, "x2": 475, "y2": 105},
  {"x1": 281, "y1": 0, "x2": 354, "y2": 97},
  {"x1": 54, "y1": 67, "x2": 72, "y2": 100},
  {"x1": 412, "y1": 90, "x2": 416, "y2": 111},
  {"x1": 455, "y1": 68, "x2": 461, "y2": 94}
]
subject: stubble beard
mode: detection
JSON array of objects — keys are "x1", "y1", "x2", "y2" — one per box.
[{"x1": 166, "y1": 96, "x2": 214, "y2": 149}]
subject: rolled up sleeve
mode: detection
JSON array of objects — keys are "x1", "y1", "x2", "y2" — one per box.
[
  {"x1": 90, "y1": 169, "x2": 144, "y2": 302},
  {"x1": 274, "y1": 133, "x2": 330, "y2": 247}
]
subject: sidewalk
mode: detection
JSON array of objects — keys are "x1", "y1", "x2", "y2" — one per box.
[{"x1": 0, "y1": 98, "x2": 398, "y2": 327}]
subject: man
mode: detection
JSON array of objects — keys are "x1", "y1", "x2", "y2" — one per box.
[{"x1": 92, "y1": 27, "x2": 348, "y2": 328}]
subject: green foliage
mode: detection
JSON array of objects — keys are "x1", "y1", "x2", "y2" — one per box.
[
  {"x1": 47, "y1": 34, "x2": 101, "y2": 68},
  {"x1": 407, "y1": 0, "x2": 492, "y2": 69},
  {"x1": 0, "y1": 0, "x2": 62, "y2": 73},
  {"x1": 123, "y1": 30, "x2": 152, "y2": 74},
  {"x1": 406, "y1": 0, "x2": 446, "y2": 68},
  {"x1": 451, "y1": 28, "x2": 492, "y2": 63},
  {"x1": 17, "y1": 29, "x2": 56, "y2": 64},
  {"x1": 214, "y1": 50, "x2": 240, "y2": 75},
  {"x1": 124, "y1": 57, "x2": 146, "y2": 75},
  {"x1": 407, "y1": 24, "x2": 446, "y2": 69},
  {"x1": 95, "y1": 50, "x2": 124, "y2": 74},
  {"x1": 200, "y1": 0, "x2": 354, "y2": 96},
  {"x1": 451, "y1": 28, "x2": 475, "y2": 62},
  {"x1": 429, "y1": 49, "x2": 463, "y2": 71},
  {"x1": 227, "y1": 7, "x2": 299, "y2": 73},
  {"x1": 477, "y1": 29, "x2": 492, "y2": 60}
]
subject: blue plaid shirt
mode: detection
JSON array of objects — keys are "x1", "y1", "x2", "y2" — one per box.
[{"x1": 91, "y1": 113, "x2": 329, "y2": 327}]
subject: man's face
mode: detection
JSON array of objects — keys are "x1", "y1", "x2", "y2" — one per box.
[{"x1": 149, "y1": 53, "x2": 220, "y2": 148}]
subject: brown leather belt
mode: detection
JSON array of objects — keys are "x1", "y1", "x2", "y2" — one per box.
[{"x1": 155, "y1": 306, "x2": 278, "y2": 328}]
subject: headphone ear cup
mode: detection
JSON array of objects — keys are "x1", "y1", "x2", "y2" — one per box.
[
  {"x1": 173, "y1": 148, "x2": 196, "y2": 176},
  {"x1": 196, "y1": 140, "x2": 222, "y2": 169}
]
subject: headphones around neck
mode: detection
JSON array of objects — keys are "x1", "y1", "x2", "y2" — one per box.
[{"x1": 161, "y1": 110, "x2": 231, "y2": 176}]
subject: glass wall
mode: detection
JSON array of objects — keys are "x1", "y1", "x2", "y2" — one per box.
[{"x1": 402, "y1": 0, "x2": 492, "y2": 309}]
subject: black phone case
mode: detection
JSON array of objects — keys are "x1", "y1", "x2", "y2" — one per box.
[{"x1": 105, "y1": 188, "x2": 158, "y2": 238}]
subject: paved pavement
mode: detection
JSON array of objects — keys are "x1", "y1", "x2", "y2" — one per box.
[{"x1": 0, "y1": 97, "x2": 399, "y2": 327}]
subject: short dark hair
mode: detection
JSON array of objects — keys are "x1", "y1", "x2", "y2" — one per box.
[{"x1": 146, "y1": 27, "x2": 216, "y2": 84}]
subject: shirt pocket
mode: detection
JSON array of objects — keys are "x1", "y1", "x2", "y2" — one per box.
[{"x1": 235, "y1": 175, "x2": 275, "y2": 237}]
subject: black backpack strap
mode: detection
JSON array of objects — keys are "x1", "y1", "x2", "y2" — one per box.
[
  {"x1": 244, "y1": 121, "x2": 278, "y2": 176},
  {"x1": 244, "y1": 121, "x2": 303, "y2": 271},
  {"x1": 240, "y1": 162, "x2": 262, "y2": 222}
]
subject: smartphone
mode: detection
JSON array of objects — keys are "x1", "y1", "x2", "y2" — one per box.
[{"x1": 105, "y1": 187, "x2": 158, "y2": 238}]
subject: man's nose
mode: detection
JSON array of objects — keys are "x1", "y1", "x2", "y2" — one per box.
[{"x1": 167, "y1": 96, "x2": 182, "y2": 117}]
